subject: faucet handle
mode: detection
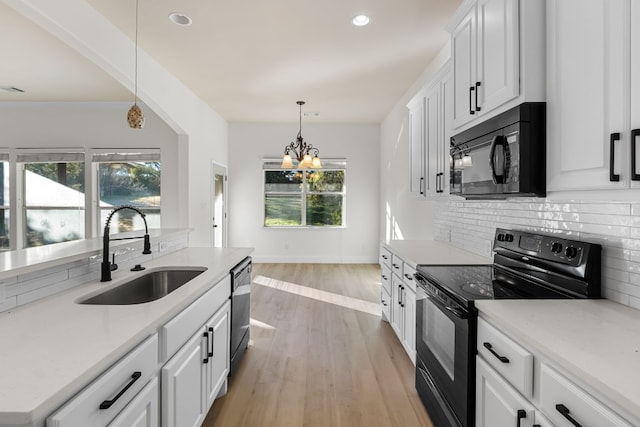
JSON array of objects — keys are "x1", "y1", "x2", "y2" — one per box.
[
  {"x1": 111, "y1": 253, "x2": 118, "y2": 272},
  {"x1": 142, "y1": 234, "x2": 152, "y2": 254}
]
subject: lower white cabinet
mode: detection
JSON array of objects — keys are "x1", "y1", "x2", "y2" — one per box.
[
  {"x1": 477, "y1": 316, "x2": 636, "y2": 427},
  {"x1": 162, "y1": 301, "x2": 230, "y2": 427},
  {"x1": 109, "y1": 377, "x2": 159, "y2": 427},
  {"x1": 47, "y1": 334, "x2": 159, "y2": 427},
  {"x1": 387, "y1": 252, "x2": 416, "y2": 364},
  {"x1": 476, "y1": 357, "x2": 536, "y2": 427}
]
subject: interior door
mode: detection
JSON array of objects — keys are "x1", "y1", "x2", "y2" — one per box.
[{"x1": 211, "y1": 163, "x2": 227, "y2": 247}]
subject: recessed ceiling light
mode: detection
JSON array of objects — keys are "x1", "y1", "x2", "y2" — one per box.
[
  {"x1": 168, "y1": 12, "x2": 192, "y2": 26},
  {"x1": 352, "y1": 15, "x2": 370, "y2": 27}
]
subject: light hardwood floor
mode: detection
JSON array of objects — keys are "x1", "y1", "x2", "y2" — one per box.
[{"x1": 203, "y1": 263, "x2": 433, "y2": 427}]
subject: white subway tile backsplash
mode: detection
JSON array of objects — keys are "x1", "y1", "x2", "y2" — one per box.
[{"x1": 434, "y1": 198, "x2": 640, "y2": 309}]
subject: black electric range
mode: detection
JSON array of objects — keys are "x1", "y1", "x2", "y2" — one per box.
[{"x1": 413, "y1": 228, "x2": 602, "y2": 427}]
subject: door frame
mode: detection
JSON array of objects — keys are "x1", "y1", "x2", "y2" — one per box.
[{"x1": 210, "y1": 162, "x2": 228, "y2": 247}]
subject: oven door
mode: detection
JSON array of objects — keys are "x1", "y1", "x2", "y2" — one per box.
[{"x1": 415, "y1": 277, "x2": 472, "y2": 427}]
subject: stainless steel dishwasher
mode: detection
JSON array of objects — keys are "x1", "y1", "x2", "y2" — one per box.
[{"x1": 229, "y1": 256, "x2": 251, "y2": 375}]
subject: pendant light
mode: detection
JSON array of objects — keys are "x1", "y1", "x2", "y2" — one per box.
[
  {"x1": 281, "y1": 101, "x2": 321, "y2": 169},
  {"x1": 127, "y1": 0, "x2": 144, "y2": 129}
]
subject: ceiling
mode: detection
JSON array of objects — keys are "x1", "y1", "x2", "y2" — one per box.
[{"x1": 0, "y1": 0, "x2": 461, "y2": 123}]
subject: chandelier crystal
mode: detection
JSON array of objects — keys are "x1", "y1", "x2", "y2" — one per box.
[{"x1": 281, "y1": 101, "x2": 321, "y2": 169}]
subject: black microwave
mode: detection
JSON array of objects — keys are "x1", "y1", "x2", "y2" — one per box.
[{"x1": 450, "y1": 102, "x2": 546, "y2": 199}]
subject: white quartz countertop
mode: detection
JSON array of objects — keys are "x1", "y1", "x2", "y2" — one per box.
[
  {"x1": 383, "y1": 240, "x2": 492, "y2": 267},
  {"x1": 0, "y1": 246, "x2": 252, "y2": 425},
  {"x1": 476, "y1": 299, "x2": 640, "y2": 422}
]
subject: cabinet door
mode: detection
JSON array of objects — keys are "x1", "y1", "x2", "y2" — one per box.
[
  {"x1": 401, "y1": 287, "x2": 416, "y2": 364},
  {"x1": 476, "y1": 357, "x2": 536, "y2": 427},
  {"x1": 631, "y1": 1, "x2": 640, "y2": 188},
  {"x1": 440, "y1": 70, "x2": 454, "y2": 196},
  {"x1": 452, "y1": 6, "x2": 477, "y2": 129},
  {"x1": 425, "y1": 82, "x2": 442, "y2": 197},
  {"x1": 109, "y1": 377, "x2": 159, "y2": 427},
  {"x1": 162, "y1": 332, "x2": 207, "y2": 427},
  {"x1": 205, "y1": 302, "x2": 230, "y2": 408},
  {"x1": 476, "y1": 0, "x2": 519, "y2": 113},
  {"x1": 547, "y1": 0, "x2": 628, "y2": 191},
  {"x1": 390, "y1": 274, "x2": 404, "y2": 338},
  {"x1": 409, "y1": 97, "x2": 426, "y2": 196}
]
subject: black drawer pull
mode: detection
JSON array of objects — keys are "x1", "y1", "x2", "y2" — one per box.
[
  {"x1": 475, "y1": 81, "x2": 481, "y2": 111},
  {"x1": 469, "y1": 86, "x2": 475, "y2": 115},
  {"x1": 516, "y1": 409, "x2": 526, "y2": 427},
  {"x1": 632, "y1": 129, "x2": 640, "y2": 181},
  {"x1": 483, "y1": 342, "x2": 509, "y2": 363},
  {"x1": 381, "y1": 254, "x2": 388, "y2": 260},
  {"x1": 208, "y1": 327, "x2": 214, "y2": 358},
  {"x1": 203, "y1": 331, "x2": 210, "y2": 363},
  {"x1": 99, "y1": 371, "x2": 142, "y2": 409},
  {"x1": 404, "y1": 273, "x2": 413, "y2": 281},
  {"x1": 610, "y1": 132, "x2": 621, "y2": 182},
  {"x1": 556, "y1": 404, "x2": 582, "y2": 427}
]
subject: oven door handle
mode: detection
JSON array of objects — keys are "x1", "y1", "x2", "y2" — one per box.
[{"x1": 424, "y1": 293, "x2": 468, "y2": 320}]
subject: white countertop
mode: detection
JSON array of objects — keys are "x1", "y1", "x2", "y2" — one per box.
[
  {"x1": 383, "y1": 240, "x2": 492, "y2": 267},
  {"x1": 0, "y1": 246, "x2": 252, "y2": 425},
  {"x1": 476, "y1": 299, "x2": 640, "y2": 422}
]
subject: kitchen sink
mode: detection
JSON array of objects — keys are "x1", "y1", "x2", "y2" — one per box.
[{"x1": 78, "y1": 267, "x2": 208, "y2": 305}]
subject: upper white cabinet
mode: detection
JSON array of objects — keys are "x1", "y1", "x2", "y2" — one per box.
[
  {"x1": 408, "y1": 63, "x2": 452, "y2": 199},
  {"x1": 547, "y1": 0, "x2": 640, "y2": 191},
  {"x1": 448, "y1": 0, "x2": 545, "y2": 131}
]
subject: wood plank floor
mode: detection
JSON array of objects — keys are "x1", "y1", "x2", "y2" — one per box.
[{"x1": 203, "y1": 263, "x2": 433, "y2": 427}]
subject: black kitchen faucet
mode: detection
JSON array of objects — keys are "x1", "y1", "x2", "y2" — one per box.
[{"x1": 101, "y1": 206, "x2": 152, "y2": 282}]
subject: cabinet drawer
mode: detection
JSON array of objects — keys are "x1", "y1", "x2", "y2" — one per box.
[
  {"x1": 381, "y1": 265, "x2": 391, "y2": 295},
  {"x1": 390, "y1": 254, "x2": 403, "y2": 277},
  {"x1": 161, "y1": 276, "x2": 230, "y2": 362},
  {"x1": 47, "y1": 334, "x2": 159, "y2": 427},
  {"x1": 402, "y1": 263, "x2": 417, "y2": 292},
  {"x1": 379, "y1": 246, "x2": 392, "y2": 268},
  {"x1": 477, "y1": 318, "x2": 533, "y2": 398},
  {"x1": 539, "y1": 364, "x2": 632, "y2": 427}
]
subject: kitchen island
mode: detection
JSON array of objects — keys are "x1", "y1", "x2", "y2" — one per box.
[{"x1": 0, "y1": 246, "x2": 252, "y2": 426}]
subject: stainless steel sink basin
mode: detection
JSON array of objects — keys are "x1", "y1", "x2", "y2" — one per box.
[{"x1": 78, "y1": 267, "x2": 207, "y2": 305}]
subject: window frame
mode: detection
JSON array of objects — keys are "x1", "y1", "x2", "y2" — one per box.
[{"x1": 262, "y1": 158, "x2": 347, "y2": 228}]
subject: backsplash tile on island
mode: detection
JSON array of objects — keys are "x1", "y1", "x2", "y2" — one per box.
[
  {"x1": 0, "y1": 232, "x2": 189, "y2": 313},
  {"x1": 434, "y1": 199, "x2": 640, "y2": 309}
]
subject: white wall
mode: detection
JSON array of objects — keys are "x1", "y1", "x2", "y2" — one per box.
[
  {"x1": 228, "y1": 123, "x2": 379, "y2": 263},
  {"x1": 5, "y1": 0, "x2": 229, "y2": 247},
  {"x1": 0, "y1": 102, "x2": 180, "y2": 227},
  {"x1": 379, "y1": 43, "x2": 451, "y2": 242}
]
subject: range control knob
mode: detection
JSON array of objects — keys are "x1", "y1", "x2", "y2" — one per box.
[
  {"x1": 505, "y1": 234, "x2": 514, "y2": 242},
  {"x1": 551, "y1": 242, "x2": 563, "y2": 254},
  {"x1": 565, "y1": 246, "x2": 579, "y2": 259},
  {"x1": 497, "y1": 233, "x2": 505, "y2": 242}
]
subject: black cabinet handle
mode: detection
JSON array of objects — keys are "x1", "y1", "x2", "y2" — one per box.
[
  {"x1": 469, "y1": 86, "x2": 475, "y2": 115},
  {"x1": 203, "y1": 331, "x2": 210, "y2": 363},
  {"x1": 610, "y1": 132, "x2": 621, "y2": 182},
  {"x1": 516, "y1": 409, "x2": 526, "y2": 427},
  {"x1": 532, "y1": 425, "x2": 541, "y2": 427},
  {"x1": 420, "y1": 176, "x2": 424, "y2": 195},
  {"x1": 483, "y1": 342, "x2": 510, "y2": 363},
  {"x1": 208, "y1": 327, "x2": 214, "y2": 358},
  {"x1": 381, "y1": 255, "x2": 388, "y2": 260},
  {"x1": 475, "y1": 81, "x2": 481, "y2": 111},
  {"x1": 632, "y1": 129, "x2": 640, "y2": 181},
  {"x1": 404, "y1": 273, "x2": 413, "y2": 281},
  {"x1": 398, "y1": 284, "x2": 402, "y2": 306},
  {"x1": 99, "y1": 371, "x2": 142, "y2": 409},
  {"x1": 400, "y1": 285, "x2": 405, "y2": 307},
  {"x1": 556, "y1": 404, "x2": 582, "y2": 427},
  {"x1": 392, "y1": 263, "x2": 400, "y2": 269},
  {"x1": 382, "y1": 300, "x2": 387, "y2": 306},
  {"x1": 381, "y1": 275, "x2": 388, "y2": 280}
]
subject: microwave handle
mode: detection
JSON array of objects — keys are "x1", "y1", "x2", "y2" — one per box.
[{"x1": 489, "y1": 135, "x2": 507, "y2": 184}]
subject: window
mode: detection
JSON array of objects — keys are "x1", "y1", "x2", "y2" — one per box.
[
  {"x1": 263, "y1": 159, "x2": 346, "y2": 227},
  {"x1": 94, "y1": 151, "x2": 161, "y2": 234},
  {"x1": 19, "y1": 152, "x2": 85, "y2": 247},
  {"x1": 0, "y1": 153, "x2": 9, "y2": 251}
]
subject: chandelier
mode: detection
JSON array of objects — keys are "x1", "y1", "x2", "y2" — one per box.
[
  {"x1": 127, "y1": 0, "x2": 144, "y2": 129},
  {"x1": 281, "y1": 101, "x2": 321, "y2": 169}
]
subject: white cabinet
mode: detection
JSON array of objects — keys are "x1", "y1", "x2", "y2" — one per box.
[
  {"x1": 477, "y1": 317, "x2": 636, "y2": 427},
  {"x1": 539, "y1": 364, "x2": 632, "y2": 427},
  {"x1": 47, "y1": 334, "x2": 159, "y2": 427},
  {"x1": 379, "y1": 246, "x2": 392, "y2": 322},
  {"x1": 162, "y1": 301, "x2": 230, "y2": 427},
  {"x1": 449, "y1": 0, "x2": 544, "y2": 131},
  {"x1": 109, "y1": 377, "x2": 159, "y2": 427},
  {"x1": 547, "y1": 0, "x2": 640, "y2": 191},
  {"x1": 407, "y1": 63, "x2": 452, "y2": 198},
  {"x1": 476, "y1": 357, "x2": 536, "y2": 427}
]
